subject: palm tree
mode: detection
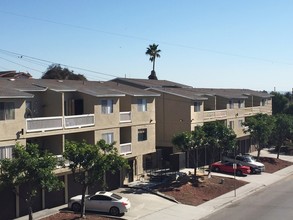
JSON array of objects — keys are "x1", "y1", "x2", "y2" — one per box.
[{"x1": 145, "y1": 44, "x2": 161, "y2": 80}]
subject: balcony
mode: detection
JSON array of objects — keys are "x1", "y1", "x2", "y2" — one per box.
[
  {"x1": 64, "y1": 114, "x2": 95, "y2": 128},
  {"x1": 55, "y1": 154, "x2": 70, "y2": 168},
  {"x1": 26, "y1": 114, "x2": 95, "y2": 133},
  {"x1": 204, "y1": 110, "x2": 227, "y2": 120},
  {"x1": 120, "y1": 143, "x2": 132, "y2": 155},
  {"x1": 120, "y1": 111, "x2": 131, "y2": 123}
]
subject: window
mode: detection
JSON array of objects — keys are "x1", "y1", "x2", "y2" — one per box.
[
  {"x1": 0, "y1": 102, "x2": 15, "y2": 120},
  {"x1": 137, "y1": 99, "x2": 147, "y2": 112},
  {"x1": 0, "y1": 146, "x2": 13, "y2": 160},
  {"x1": 138, "y1": 128, "x2": 147, "y2": 141},
  {"x1": 228, "y1": 121, "x2": 234, "y2": 129},
  {"x1": 101, "y1": 99, "x2": 113, "y2": 114},
  {"x1": 229, "y1": 100, "x2": 234, "y2": 109},
  {"x1": 102, "y1": 132, "x2": 114, "y2": 144},
  {"x1": 238, "y1": 100, "x2": 244, "y2": 108},
  {"x1": 238, "y1": 119, "x2": 244, "y2": 128},
  {"x1": 194, "y1": 101, "x2": 201, "y2": 112}
]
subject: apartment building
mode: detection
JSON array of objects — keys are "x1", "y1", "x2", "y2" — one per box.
[
  {"x1": 0, "y1": 78, "x2": 159, "y2": 219},
  {"x1": 111, "y1": 78, "x2": 273, "y2": 166}
]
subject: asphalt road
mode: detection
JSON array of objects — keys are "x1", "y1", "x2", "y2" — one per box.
[{"x1": 202, "y1": 174, "x2": 293, "y2": 220}]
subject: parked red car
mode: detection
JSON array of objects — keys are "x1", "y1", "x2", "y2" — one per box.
[{"x1": 211, "y1": 161, "x2": 251, "y2": 176}]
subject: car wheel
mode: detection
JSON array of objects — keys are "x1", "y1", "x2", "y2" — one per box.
[
  {"x1": 109, "y1": 206, "x2": 120, "y2": 216},
  {"x1": 236, "y1": 170, "x2": 242, "y2": 176},
  {"x1": 250, "y1": 167, "x2": 256, "y2": 174},
  {"x1": 71, "y1": 203, "x2": 81, "y2": 212}
]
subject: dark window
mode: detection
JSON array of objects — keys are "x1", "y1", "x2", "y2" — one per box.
[
  {"x1": 194, "y1": 102, "x2": 201, "y2": 112},
  {"x1": 101, "y1": 99, "x2": 113, "y2": 114},
  {"x1": 137, "y1": 99, "x2": 147, "y2": 112},
  {"x1": 90, "y1": 195, "x2": 112, "y2": 201},
  {"x1": 0, "y1": 102, "x2": 15, "y2": 120},
  {"x1": 138, "y1": 128, "x2": 147, "y2": 141}
]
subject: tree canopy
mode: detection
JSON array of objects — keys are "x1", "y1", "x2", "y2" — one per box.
[
  {"x1": 270, "y1": 91, "x2": 289, "y2": 115},
  {"x1": 63, "y1": 139, "x2": 128, "y2": 218},
  {"x1": 41, "y1": 64, "x2": 87, "y2": 80},
  {"x1": 172, "y1": 127, "x2": 205, "y2": 178},
  {"x1": 0, "y1": 143, "x2": 63, "y2": 220},
  {"x1": 270, "y1": 114, "x2": 293, "y2": 158},
  {"x1": 243, "y1": 113, "x2": 274, "y2": 159},
  {"x1": 202, "y1": 121, "x2": 236, "y2": 166}
]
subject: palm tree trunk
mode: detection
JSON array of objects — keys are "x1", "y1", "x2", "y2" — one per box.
[{"x1": 152, "y1": 58, "x2": 156, "y2": 71}]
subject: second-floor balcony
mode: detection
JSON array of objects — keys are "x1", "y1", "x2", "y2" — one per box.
[
  {"x1": 202, "y1": 106, "x2": 271, "y2": 121},
  {"x1": 26, "y1": 114, "x2": 95, "y2": 133},
  {"x1": 120, "y1": 142, "x2": 132, "y2": 155},
  {"x1": 120, "y1": 111, "x2": 131, "y2": 123}
]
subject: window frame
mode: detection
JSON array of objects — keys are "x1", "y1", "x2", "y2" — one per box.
[
  {"x1": 0, "y1": 102, "x2": 15, "y2": 120},
  {"x1": 194, "y1": 101, "x2": 201, "y2": 112},
  {"x1": 137, "y1": 98, "x2": 147, "y2": 112},
  {"x1": 101, "y1": 99, "x2": 113, "y2": 114},
  {"x1": 0, "y1": 146, "x2": 13, "y2": 160},
  {"x1": 138, "y1": 128, "x2": 147, "y2": 141},
  {"x1": 102, "y1": 132, "x2": 114, "y2": 144}
]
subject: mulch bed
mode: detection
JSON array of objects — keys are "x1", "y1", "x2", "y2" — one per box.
[
  {"x1": 41, "y1": 156, "x2": 293, "y2": 220},
  {"x1": 258, "y1": 156, "x2": 293, "y2": 173}
]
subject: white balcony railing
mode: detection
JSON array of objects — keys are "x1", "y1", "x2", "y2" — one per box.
[
  {"x1": 54, "y1": 154, "x2": 70, "y2": 168},
  {"x1": 64, "y1": 114, "x2": 95, "y2": 128},
  {"x1": 26, "y1": 116, "x2": 63, "y2": 132},
  {"x1": 120, "y1": 111, "x2": 131, "y2": 123},
  {"x1": 120, "y1": 143, "x2": 132, "y2": 155},
  {"x1": 204, "y1": 110, "x2": 227, "y2": 120},
  {"x1": 26, "y1": 114, "x2": 95, "y2": 133}
]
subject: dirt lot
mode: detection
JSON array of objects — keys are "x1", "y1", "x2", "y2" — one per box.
[{"x1": 42, "y1": 156, "x2": 292, "y2": 220}]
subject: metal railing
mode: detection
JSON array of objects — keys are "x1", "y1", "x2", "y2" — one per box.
[
  {"x1": 64, "y1": 114, "x2": 95, "y2": 128},
  {"x1": 120, "y1": 142, "x2": 132, "y2": 155},
  {"x1": 120, "y1": 111, "x2": 131, "y2": 123},
  {"x1": 26, "y1": 114, "x2": 95, "y2": 132}
]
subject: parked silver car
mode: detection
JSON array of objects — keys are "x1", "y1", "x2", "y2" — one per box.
[
  {"x1": 222, "y1": 154, "x2": 265, "y2": 174},
  {"x1": 68, "y1": 191, "x2": 131, "y2": 216}
]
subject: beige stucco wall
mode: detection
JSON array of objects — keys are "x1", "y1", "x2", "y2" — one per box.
[
  {"x1": 131, "y1": 96, "x2": 156, "y2": 125},
  {"x1": 0, "y1": 99, "x2": 26, "y2": 141},
  {"x1": 95, "y1": 97, "x2": 120, "y2": 129},
  {"x1": 155, "y1": 92, "x2": 191, "y2": 147}
]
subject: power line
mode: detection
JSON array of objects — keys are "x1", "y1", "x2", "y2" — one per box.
[
  {"x1": 0, "y1": 49, "x2": 120, "y2": 79},
  {"x1": 1, "y1": 10, "x2": 293, "y2": 66},
  {"x1": 0, "y1": 56, "x2": 43, "y2": 73}
]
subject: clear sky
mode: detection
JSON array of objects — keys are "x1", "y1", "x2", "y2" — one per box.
[{"x1": 0, "y1": 0, "x2": 292, "y2": 92}]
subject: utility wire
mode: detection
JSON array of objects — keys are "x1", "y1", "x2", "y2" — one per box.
[
  {"x1": 1, "y1": 10, "x2": 293, "y2": 66},
  {"x1": 0, "y1": 56, "x2": 43, "y2": 73},
  {"x1": 0, "y1": 48, "x2": 120, "y2": 79}
]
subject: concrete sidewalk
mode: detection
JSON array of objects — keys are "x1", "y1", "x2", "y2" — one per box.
[
  {"x1": 15, "y1": 149, "x2": 293, "y2": 220},
  {"x1": 134, "y1": 149, "x2": 293, "y2": 220}
]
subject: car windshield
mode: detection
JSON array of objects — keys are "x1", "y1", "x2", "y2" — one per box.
[{"x1": 244, "y1": 156, "x2": 255, "y2": 162}]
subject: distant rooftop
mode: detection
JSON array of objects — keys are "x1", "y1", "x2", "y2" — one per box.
[{"x1": 0, "y1": 70, "x2": 32, "y2": 79}]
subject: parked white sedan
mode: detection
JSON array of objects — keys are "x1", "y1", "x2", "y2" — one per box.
[{"x1": 68, "y1": 191, "x2": 131, "y2": 216}]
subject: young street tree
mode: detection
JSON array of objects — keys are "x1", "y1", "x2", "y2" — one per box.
[
  {"x1": 145, "y1": 43, "x2": 161, "y2": 80},
  {"x1": 0, "y1": 143, "x2": 63, "y2": 220},
  {"x1": 243, "y1": 113, "x2": 274, "y2": 159},
  {"x1": 63, "y1": 140, "x2": 128, "y2": 218},
  {"x1": 202, "y1": 121, "x2": 236, "y2": 171},
  {"x1": 172, "y1": 127, "x2": 205, "y2": 180},
  {"x1": 270, "y1": 114, "x2": 293, "y2": 159}
]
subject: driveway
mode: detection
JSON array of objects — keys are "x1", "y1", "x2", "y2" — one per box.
[{"x1": 113, "y1": 187, "x2": 177, "y2": 219}]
